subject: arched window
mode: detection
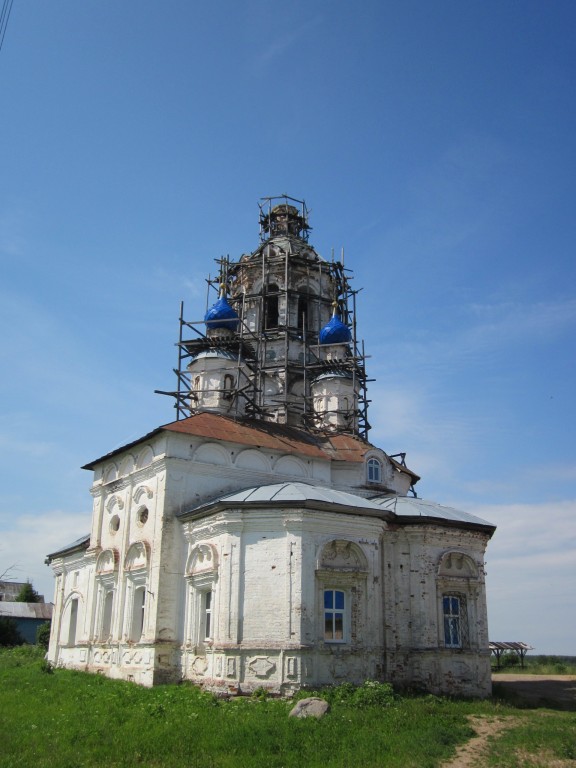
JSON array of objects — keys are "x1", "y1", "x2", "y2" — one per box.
[
  {"x1": 68, "y1": 598, "x2": 79, "y2": 646},
  {"x1": 223, "y1": 374, "x2": 234, "y2": 400},
  {"x1": 185, "y1": 544, "x2": 218, "y2": 649},
  {"x1": 316, "y1": 540, "x2": 368, "y2": 647},
  {"x1": 297, "y1": 296, "x2": 308, "y2": 332},
  {"x1": 367, "y1": 457, "x2": 382, "y2": 483},
  {"x1": 264, "y1": 284, "x2": 279, "y2": 329}
]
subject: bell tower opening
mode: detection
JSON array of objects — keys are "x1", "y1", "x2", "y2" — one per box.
[{"x1": 264, "y1": 284, "x2": 279, "y2": 329}]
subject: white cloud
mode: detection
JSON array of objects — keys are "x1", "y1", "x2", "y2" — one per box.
[
  {"x1": 467, "y1": 298, "x2": 576, "y2": 345},
  {"x1": 0, "y1": 511, "x2": 90, "y2": 603},
  {"x1": 465, "y1": 500, "x2": 576, "y2": 654}
]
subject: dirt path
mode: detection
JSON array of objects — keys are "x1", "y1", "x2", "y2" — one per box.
[
  {"x1": 441, "y1": 716, "x2": 515, "y2": 768},
  {"x1": 440, "y1": 676, "x2": 576, "y2": 768}
]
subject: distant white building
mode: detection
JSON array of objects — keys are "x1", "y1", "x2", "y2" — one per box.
[{"x1": 47, "y1": 197, "x2": 495, "y2": 697}]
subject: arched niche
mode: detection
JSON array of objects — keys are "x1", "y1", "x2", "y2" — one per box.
[
  {"x1": 290, "y1": 380, "x2": 305, "y2": 399},
  {"x1": 133, "y1": 485, "x2": 154, "y2": 504},
  {"x1": 96, "y1": 549, "x2": 119, "y2": 574},
  {"x1": 105, "y1": 495, "x2": 124, "y2": 513},
  {"x1": 124, "y1": 541, "x2": 149, "y2": 572},
  {"x1": 234, "y1": 449, "x2": 271, "y2": 472},
  {"x1": 318, "y1": 540, "x2": 368, "y2": 572},
  {"x1": 438, "y1": 551, "x2": 478, "y2": 579},
  {"x1": 136, "y1": 446, "x2": 154, "y2": 469},
  {"x1": 295, "y1": 279, "x2": 319, "y2": 296},
  {"x1": 263, "y1": 375, "x2": 281, "y2": 397},
  {"x1": 103, "y1": 464, "x2": 118, "y2": 484},
  {"x1": 119, "y1": 454, "x2": 135, "y2": 477},
  {"x1": 185, "y1": 543, "x2": 219, "y2": 577},
  {"x1": 193, "y1": 443, "x2": 230, "y2": 466},
  {"x1": 273, "y1": 455, "x2": 307, "y2": 478}
]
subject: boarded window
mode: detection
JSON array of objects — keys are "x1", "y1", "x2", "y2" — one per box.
[
  {"x1": 101, "y1": 591, "x2": 114, "y2": 640},
  {"x1": 131, "y1": 587, "x2": 146, "y2": 642}
]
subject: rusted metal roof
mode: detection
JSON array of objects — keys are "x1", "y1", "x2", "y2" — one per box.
[
  {"x1": 82, "y1": 413, "x2": 419, "y2": 481},
  {"x1": 163, "y1": 414, "x2": 328, "y2": 458},
  {"x1": 0, "y1": 602, "x2": 53, "y2": 620}
]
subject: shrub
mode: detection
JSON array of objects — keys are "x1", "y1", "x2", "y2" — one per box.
[
  {"x1": 0, "y1": 617, "x2": 24, "y2": 647},
  {"x1": 36, "y1": 621, "x2": 51, "y2": 649},
  {"x1": 299, "y1": 680, "x2": 396, "y2": 708},
  {"x1": 500, "y1": 652, "x2": 520, "y2": 668}
]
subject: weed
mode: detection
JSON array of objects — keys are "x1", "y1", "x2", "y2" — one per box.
[{"x1": 39, "y1": 658, "x2": 54, "y2": 674}]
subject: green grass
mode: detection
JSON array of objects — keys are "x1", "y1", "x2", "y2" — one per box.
[
  {"x1": 493, "y1": 657, "x2": 576, "y2": 675},
  {"x1": 1, "y1": 647, "x2": 574, "y2": 768}
]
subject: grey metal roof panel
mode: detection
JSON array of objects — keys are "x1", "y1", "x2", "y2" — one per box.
[
  {"x1": 46, "y1": 534, "x2": 90, "y2": 562},
  {"x1": 370, "y1": 495, "x2": 495, "y2": 528},
  {"x1": 190, "y1": 349, "x2": 240, "y2": 362},
  {"x1": 183, "y1": 482, "x2": 389, "y2": 517}
]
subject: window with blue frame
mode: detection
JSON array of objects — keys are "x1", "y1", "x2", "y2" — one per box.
[
  {"x1": 443, "y1": 594, "x2": 468, "y2": 648},
  {"x1": 324, "y1": 589, "x2": 345, "y2": 641},
  {"x1": 366, "y1": 457, "x2": 382, "y2": 483}
]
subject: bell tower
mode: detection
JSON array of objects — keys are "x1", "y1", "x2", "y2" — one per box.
[{"x1": 157, "y1": 196, "x2": 370, "y2": 437}]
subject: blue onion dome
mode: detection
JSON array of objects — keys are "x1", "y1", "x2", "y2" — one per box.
[
  {"x1": 204, "y1": 289, "x2": 239, "y2": 332},
  {"x1": 319, "y1": 305, "x2": 352, "y2": 345}
]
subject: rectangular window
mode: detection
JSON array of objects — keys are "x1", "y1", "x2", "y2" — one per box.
[
  {"x1": 68, "y1": 598, "x2": 78, "y2": 646},
  {"x1": 130, "y1": 587, "x2": 146, "y2": 642},
  {"x1": 443, "y1": 595, "x2": 468, "y2": 648},
  {"x1": 204, "y1": 590, "x2": 212, "y2": 640},
  {"x1": 101, "y1": 590, "x2": 114, "y2": 640},
  {"x1": 324, "y1": 589, "x2": 345, "y2": 641}
]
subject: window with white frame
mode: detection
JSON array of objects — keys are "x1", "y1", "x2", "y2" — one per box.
[
  {"x1": 203, "y1": 590, "x2": 213, "y2": 640},
  {"x1": 324, "y1": 589, "x2": 345, "y2": 642},
  {"x1": 68, "y1": 598, "x2": 79, "y2": 646},
  {"x1": 443, "y1": 594, "x2": 468, "y2": 649},
  {"x1": 130, "y1": 586, "x2": 146, "y2": 642},
  {"x1": 317, "y1": 540, "x2": 369, "y2": 647},
  {"x1": 366, "y1": 457, "x2": 382, "y2": 483},
  {"x1": 185, "y1": 544, "x2": 218, "y2": 649}
]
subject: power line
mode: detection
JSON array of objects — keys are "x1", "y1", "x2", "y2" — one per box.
[{"x1": 0, "y1": 0, "x2": 14, "y2": 55}]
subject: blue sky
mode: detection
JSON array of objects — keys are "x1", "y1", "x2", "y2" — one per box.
[{"x1": 1, "y1": 1, "x2": 574, "y2": 654}]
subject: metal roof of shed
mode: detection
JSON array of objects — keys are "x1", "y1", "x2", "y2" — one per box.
[{"x1": 0, "y1": 602, "x2": 53, "y2": 620}]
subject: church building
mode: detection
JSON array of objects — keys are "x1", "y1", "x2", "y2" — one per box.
[{"x1": 47, "y1": 196, "x2": 495, "y2": 697}]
